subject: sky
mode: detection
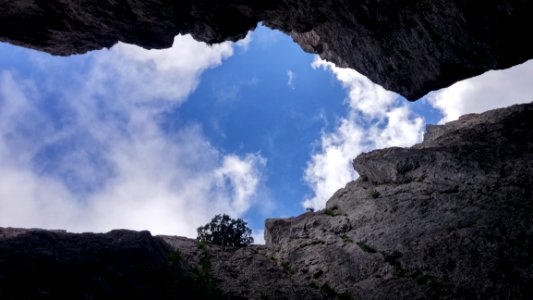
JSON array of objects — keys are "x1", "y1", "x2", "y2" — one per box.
[{"x1": 0, "y1": 25, "x2": 532, "y2": 243}]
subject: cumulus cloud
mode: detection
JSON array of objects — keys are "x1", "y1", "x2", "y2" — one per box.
[
  {"x1": 86, "y1": 34, "x2": 234, "y2": 106},
  {"x1": 303, "y1": 58, "x2": 424, "y2": 209},
  {"x1": 0, "y1": 35, "x2": 265, "y2": 237},
  {"x1": 427, "y1": 59, "x2": 533, "y2": 123}
]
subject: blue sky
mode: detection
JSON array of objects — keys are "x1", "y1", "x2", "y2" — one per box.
[{"x1": 0, "y1": 25, "x2": 531, "y2": 242}]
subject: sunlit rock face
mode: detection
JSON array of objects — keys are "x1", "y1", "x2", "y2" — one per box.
[
  {"x1": 1, "y1": 0, "x2": 533, "y2": 99},
  {"x1": 265, "y1": 102, "x2": 533, "y2": 299}
]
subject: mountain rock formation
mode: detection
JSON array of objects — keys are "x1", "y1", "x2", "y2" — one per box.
[
  {"x1": 1, "y1": 102, "x2": 532, "y2": 299},
  {"x1": 2, "y1": 1, "x2": 533, "y2": 99}
]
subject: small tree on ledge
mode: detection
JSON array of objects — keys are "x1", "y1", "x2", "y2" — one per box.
[{"x1": 197, "y1": 214, "x2": 253, "y2": 247}]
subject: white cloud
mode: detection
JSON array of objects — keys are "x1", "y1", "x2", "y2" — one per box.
[
  {"x1": 303, "y1": 119, "x2": 365, "y2": 209},
  {"x1": 0, "y1": 35, "x2": 265, "y2": 237},
  {"x1": 214, "y1": 154, "x2": 266, "y2": 214},
  {"x1": 251, "y1": 229, "x2": 265, "y2": 245},
  {"x1": 235, "y1": 31, "x2": 254, "y2": 51},
  {"x1": 312, "y1": 59, "x2": 396, "y2": 118},
  {"x1": 427, "y1": 59, "x2": 533, "y2": 123},
  {"x1": 86, "y1": 35, "x2": 234, "y2": 107},
  {"x1": 369, "y1": 105, "x2": 425, "y2": 149},
  {"x1": 287, "y1": 70, "x2": 295, "y2": 89},
  {"x1": 303, "y1": 58, "x2": 424, "y2": 209}
]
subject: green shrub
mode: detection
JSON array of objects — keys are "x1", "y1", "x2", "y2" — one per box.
[
  {"x1": 340, "y1": 234, "x2": 353, "y2": 243},
  {"x1": 197, "y1": 214, "x2": 253, "y2": 247},
  {"x1": 167, "y1": 250, "x2": 182, "y2": 267},
  {"x1": 281, "y1": 261, "x2": 293, "y2": 274},
  {"x1": 324, "y1": 209, "x2": 334, "y2": 216},
  {"x1": 369, "y1": 190, "x2": 380, "y2": 199},
  {"x1": 356, "y1": 241, "x2": 377, "y2": 253}
]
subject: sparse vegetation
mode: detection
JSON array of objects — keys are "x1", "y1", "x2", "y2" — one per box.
[
  {"x1": 382, "y1": 250, "x2": 405, "y2": 278},
  {"x1": 313, "y1": 270, "x2": 324, "y2": 279},
  {"x1": 191, "y1": 240, "x2": 227, "y2": 298},
  {"x1": 320, "y1": 283, "x2": 351, "y2": 299},
  {"x1": 369, "y1": 190, "x2": 380, "y2": 199},
  {"x1": 197, "y1": 214, "x2": 253, "y2": 247},
  {"x1": 324, "y1": 209, "x2": 336, "y2": 216},
  {"x1": 356, "y1": 241, "x2": 377, "y2": 253},
  {"x1": 340, "y1": 234, "x2": 353, "y2": 243},
  {"x1": 281, "y1": 261, "x2": 293, "y2": 274},
  {"x1": 324, "y1": 207, "x2": 343, "y2": 216},
  {"x1": 310, "y1": 239, "x2": 326, "y2": 245},
  {"x1": 163, "y1": 243, "x2": 226, "y2": 299},
  {"x1": 383, "y1": 250, "x2": 402, "y2": 267},
  {"x1": 167, "y1": 250, "x2": 182, "y2": 267},
  {"x1": 197, "y1": 240, "x2": 208, "y2": 250}
]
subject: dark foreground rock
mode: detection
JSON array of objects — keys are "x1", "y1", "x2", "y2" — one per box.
[
  {"x1": 2, "y1": 1, "x2": 533, "y2": 99},
  {"x1": 0, "y1": 229, "x2": 176, "y2": 299},
  {"x1": 0, "y1": 228, "x2": 317, "y2": 299},
  {"x1": 1, "y1": 102, "x2": 533, "y2": 299}
]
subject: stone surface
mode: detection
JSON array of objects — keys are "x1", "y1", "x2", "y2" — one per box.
[
  {"x1": 2, "y1": 1, "x2": 533, "y2": 99},
  {"x1": 266, "y1": 102, "x2": 533, "y2": 299},
  {"x1": 1, "y1": 102, "x2": 533, "y2": 299}
]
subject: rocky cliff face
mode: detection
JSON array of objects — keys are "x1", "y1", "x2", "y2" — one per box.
[
  {"x1": 2, "y1": 1, "x2": 533, "y2": 99},
  {"x1": 265, "y1": 102, "x2": 533, "y2": 299},
  {"x1": 1, "y1": 102, "x2": 532, "y2": 299}
]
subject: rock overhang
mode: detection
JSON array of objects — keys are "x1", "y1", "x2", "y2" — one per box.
[{"x1": 2, "y1": 0, "x2": 533, "y2": 100}]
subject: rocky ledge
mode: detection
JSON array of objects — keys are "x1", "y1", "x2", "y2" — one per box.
[
  {"x1": 2, "y1": 1, "x2": 533, "y2": 99},
  {"x1": 1, "y1": 102, "x2": 532, "y2": 299},
  {"x1": 266, "y1": 101, "x2": 533, "y2": 299}
]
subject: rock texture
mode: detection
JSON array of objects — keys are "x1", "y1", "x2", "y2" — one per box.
[
  {"x1": 2, "y1": 1, "x2": 533, "y2": 99},
  {"x1": 1, "y1": 102, "x2": 532, "y2": 299},
  {"x1": 266, "y1": 102, "x2": 533, "y2": 299}
]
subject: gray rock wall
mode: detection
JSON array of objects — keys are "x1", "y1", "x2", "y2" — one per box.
[
  {"x1": 2, "y1": 1, "x2": 533, "y2": 99},
  {"x1": 265, "y1": 102, "x2": 533, "y2": 299}
]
